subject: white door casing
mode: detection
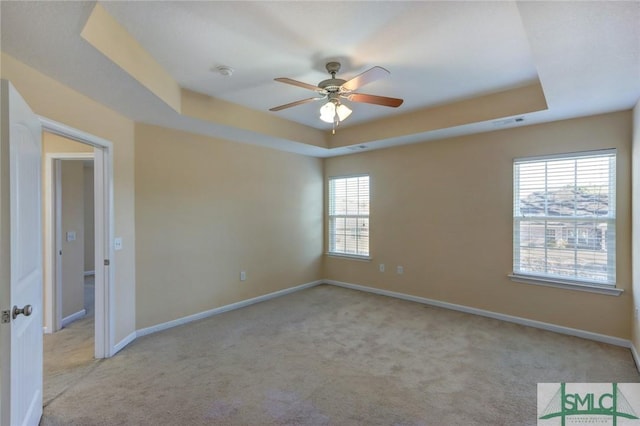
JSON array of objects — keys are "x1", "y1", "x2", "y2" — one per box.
[
  {"x1": 0, "y1": 80, "x2": 43, "y2": 425},
  {"x1": 39, "y1": 118, "x2": 115, "y2": 358}
]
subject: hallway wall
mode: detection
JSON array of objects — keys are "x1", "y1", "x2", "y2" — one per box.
[
  {"x1": 60, "y1": 160, "x2": 85, "y2": 320},
  {"x1": 83, "y1": 165, "x2": 95, "y2": 274}
]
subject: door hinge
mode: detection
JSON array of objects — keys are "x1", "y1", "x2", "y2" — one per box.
[
  {"x1": 1, "y1": 310, "x2": 10, "y2": 324},
  {"x1": 104, "y1": 259, "x2": 110, "y2": 266}
]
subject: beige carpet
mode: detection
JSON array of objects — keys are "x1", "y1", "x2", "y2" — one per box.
[
  {"x1": 43, "y1": 275, "x2": 98, "y2": 407},
  {"x1": 41, "y1": 284, "x2": 639, "y2": 425}
]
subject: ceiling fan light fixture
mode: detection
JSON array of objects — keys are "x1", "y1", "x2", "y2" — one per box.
[
  {"x1": 319, "y1": 101, "x2": 336, "y2": 123},
  {"x1": 320, "y1": 100, "x2": 351, "y2": 124},
  {"x1": 336, "y1": 103, "x2": 352, "y2": 121}
]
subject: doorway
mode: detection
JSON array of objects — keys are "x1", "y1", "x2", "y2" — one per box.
[
  {"x1": 40, "y1": 117, "x2": 115, "y2": 360},
  {"x1": 40, "y1": 134, "x2": 106, "y2": 405},
  {"x1": 44, "y1": 152, "x2": 94, "y2": 335}
]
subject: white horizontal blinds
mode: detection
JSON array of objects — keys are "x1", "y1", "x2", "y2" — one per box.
[
  {"x1": 513, "y1": 150, "x2": 616, "y2": 285},
  {"x1": 329, "y1": 175, "x2": 370, "y2": 256}
]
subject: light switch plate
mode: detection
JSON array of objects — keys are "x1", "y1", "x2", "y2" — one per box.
[
  {"x1": 114, "y1": 237, "x2": 123, "y2": 251},
  {"x1": 66, "y1": 231, "x2": 76, "y2": 242}
]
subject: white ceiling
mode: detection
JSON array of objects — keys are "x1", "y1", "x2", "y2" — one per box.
[{"x1": 1, "y1": 1, "x2": 639, "y2": 157}]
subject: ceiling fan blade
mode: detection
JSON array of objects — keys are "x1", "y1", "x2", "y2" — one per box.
[
  {"x1": 341, "y1": 66, "x2": 390, "y2": 91},
  {"x1": 274, "y1": 77, "x2": 320, "y2": 92},
  {"x1": 269, "y1": 97, "x2": 323, "y2": 112},
  {"x1": 347, "y1": 93, "x2": 404, "y2": 108}
]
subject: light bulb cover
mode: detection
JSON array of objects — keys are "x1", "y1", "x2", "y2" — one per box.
[
  {"x1": 336, "y1": 104, "x2": 352, "y2": 121},
  {"x1": 319, "y1": 101, "x2": 336, "y2": 123}
]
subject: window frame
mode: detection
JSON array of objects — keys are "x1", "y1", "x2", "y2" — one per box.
[
  {"x1": 327, "y1": 174, "x2": 371, "y2": 260},
  {"x1": 510, "y1": 149, "x2": 622, "y2": 296}
]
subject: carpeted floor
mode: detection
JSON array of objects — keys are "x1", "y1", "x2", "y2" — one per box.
[
  {"x1": 43, "y1": 275, "x2": 97, "y2": 407},
  {"x1": 41, "y1": 284, "x2": 639, "y2": 425}
]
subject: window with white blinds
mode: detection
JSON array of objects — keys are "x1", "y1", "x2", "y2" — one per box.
[
  {"x1": 513, "y1": 150, "x2": 616, "y2": 286},
  {"x1": 328, "y1": 175, "x2": 370, "y2": 257}
]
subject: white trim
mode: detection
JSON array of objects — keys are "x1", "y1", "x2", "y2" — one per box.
[
  {"x1": 43, "y1": 327, "x2": 49, "y2": 334},
  {"x1": 137, "y1": 280, "x2": 323, "y2": 337},
  {"x1": 325, "y1": 253, "x2": 372, "y2": 261},
  {"x1": 514, "y1": 148, "x2": 617, "y2": 163},
  {"x1": 46, "y1": 153, "x2": 93, "y2": 160},
  {"x1": 40, "y1": 117, "x2": 112, "y2": 149},
  {"x1": 508, "y1": 274, "x2": 623, "y2": 296},
  {"x1": 61, "y1": 309, "x2": 86, "y2": 328},
  {"x1": 111, "y1": 331, "x2": 137, "y2": 357},
  {"x1": 324, "y1": 280, "x2": 631, "y2": 348},
  {"x1": 40, "y1": 116, "x2": 117, "y2": 359},
  {"x1": 631, "y1": 344, "x2": 640, "y2": 374},
  {"x1": 84, "y1": 270, "x2": 95, "y2": 276}
]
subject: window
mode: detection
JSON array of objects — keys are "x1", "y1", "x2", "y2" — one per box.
[
  {"x1": 328, "y1": 175, "x2": 370, "y2": 257},
  {"x1": 513, "y1": 150, "x2": 616, "y2": 287}
]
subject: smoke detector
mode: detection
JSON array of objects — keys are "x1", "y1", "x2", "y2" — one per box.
[{"x1": 215, "y1": 65, "x2": 234, "y2": 77}]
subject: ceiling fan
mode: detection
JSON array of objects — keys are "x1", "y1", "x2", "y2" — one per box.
[{"x1": 269, "y1": 62, "x2": 403, "y2": 130}]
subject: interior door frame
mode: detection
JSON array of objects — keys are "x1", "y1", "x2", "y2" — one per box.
[
  {"x1": 40, "y1": 117, "x2": 115, "y2": 358},
  {"x1": 44, "y1": 153, "x2": 94, "y2": 334}
]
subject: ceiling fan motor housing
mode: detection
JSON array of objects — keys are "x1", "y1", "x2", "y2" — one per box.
[
  {"x1": 319, "y1": 61, "x2": 347, "y2": 92},
  {"x1": 319, "y1": 78, "x2": 347, "y2": 92}
]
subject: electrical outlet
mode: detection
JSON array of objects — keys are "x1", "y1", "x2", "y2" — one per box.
[
  {"x1": 240, "y1": 271, "x2": 246, "y2": 281},
  {"x1": 379, "y1": 264, "x2": 385, "y2": 272},
  {"x1": 397, "y1": 265, "x2": 404, "y2": 275}
]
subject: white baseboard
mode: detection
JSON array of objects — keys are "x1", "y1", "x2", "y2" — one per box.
[
  {"x1": 631, "y1": 343, "x2": 640, "y2": 374},
  {"x1": 111, "y1": 331, "x2": 137, "y2": 357},
  {"x1": 61, "y1": 309, "x2": 86, "y2": 328},
  {"x1": 84, "y1": 270, "x2": 95, "y2": 276},
  {"x1": 43, "y1": 326, "x2": 50, "y2": 334},
  {"x1": 136, "y1": 280, "x2": 324, "y2": 338},
  {"x1": 325, "y1": 280, "x2": 632, "y2": 348}
]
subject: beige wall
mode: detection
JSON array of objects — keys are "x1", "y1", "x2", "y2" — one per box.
[
  {"x1": 43, "y1": 132, "x2": 94, "y2": 154},
  {"x1": 84, "y1": 165, "x2": 95, "y2": 273},
  {"x1": 325, "y1": 111, "x2": 633, "y2": 339},
  {"x1": 60, "y1": 161, "x2": 85, "y2": 319},
  {"x1": 134, "y1": 124, "x2": 323, "y2": 329},
  {"x1": 632, "y1": 99, "x2": 640, "y2": 353},
  {"x1": 2, "y1": 52, "x2": 136, "y2": 345},
  {"x1": 2, "y1": 51, "x2": 635, "y2": 349}
]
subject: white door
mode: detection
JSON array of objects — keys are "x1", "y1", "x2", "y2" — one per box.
[{"x1": 0, "y1": 80, "x2": 43, "y2": 426}]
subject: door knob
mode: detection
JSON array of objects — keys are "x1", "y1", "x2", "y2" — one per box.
[{"x1": 12, "y1": 304, "x2": 32, "y2": 320}]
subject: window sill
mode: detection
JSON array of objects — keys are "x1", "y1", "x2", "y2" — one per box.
[
  {"x1": 508, "y1": 273, "x2": 623, "y2": 296},
  {"x1": 325, "y1": 253, "x2": 372, "y2": 262}
]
